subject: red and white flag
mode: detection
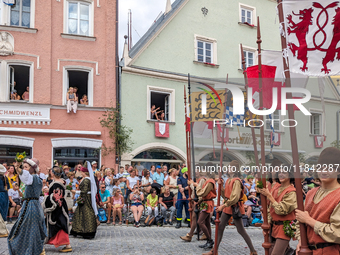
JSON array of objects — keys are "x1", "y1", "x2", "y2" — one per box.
[
  {"x1": 246, "y1": 64, "x2": 301, "y2": 111},
  {"x1": 314, "y1": 136, "x2": 324, "y2": 148},
  {"x1": 282, "y1": 0, "x2": 340, "y2": 76},
  {"x1": 271, "y1": 132, "x2": 281, "y2": 146},
  {"x1": 155, "y1": 122, "x2": 169, "y2": 138}
]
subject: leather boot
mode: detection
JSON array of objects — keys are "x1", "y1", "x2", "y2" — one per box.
[
  {"x1": 175, "y1": 221, "x2": 181, "y2": 229},
  {"x1": 180, "y1": 234, "x2": 192, "y2": 242},
  {"x1": 199, "y1": 239, "x2": 214, "y2": 249},
  {"x1": 200, "y1": 233, "x2": 207, "y2": 240},
  {"x1": 250, "y1": 252, "x2": 258, "y2": 255},
  {"x1": 204, "y1": 239, "x2": 214, "y2": 250}
]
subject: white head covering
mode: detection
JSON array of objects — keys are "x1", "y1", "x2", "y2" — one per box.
[
  {"x1": 24, "y1": 158, "x2": 39, "y2": 173},
  {"x1": 0, "y1": 164, "x2": 6, "y2": 174},
  {"x1": 86, "y1": 161, "x2": 98, "y2": 216}
]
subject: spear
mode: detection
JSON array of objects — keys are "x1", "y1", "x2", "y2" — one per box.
[
  {"x1": 277, "y1": 1, "x2": 312, "y2": 254},
  {"x1": 213, "y1": 75, "x2": 228, "y2": 255},
  {"x1": 256, "y1": 17, "x2": 271, "y2": 255}
]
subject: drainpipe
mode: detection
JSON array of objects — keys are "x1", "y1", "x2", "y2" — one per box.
[
  {"x1": 337, "y1": 110, "x2": 340, "y2": 149},
  {"x1": 115, "y1": 0, "x2": 121, "y2": 165}
]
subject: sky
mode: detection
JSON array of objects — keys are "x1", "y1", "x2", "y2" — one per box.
[{"x1": 118, "y1": 0, "x2": 175, "y2": 57}]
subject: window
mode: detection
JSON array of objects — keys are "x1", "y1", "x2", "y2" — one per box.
[
  {"x1": 8, "y1": 64, "x2": 31, "y2": 102},
  {"x1": 147, "y1": 86, "x2": 175, "y2": 122},
  {"x1": 0, "y1": 146, "x2": 32, "y2": 164},
  {"x1": 265, "y1": 110, "x2": 280, "y2": 132},
  {"x1": 67, "y1": 1, "x2": 91, "y2": 36},
  {"x1": 310, "y1": 112, "x2": 322, "y2": 135},
  {"x1": 11, "y1": 0, "x2": 31, "y2": 28},
  {"x1": 150, "y1": 91, "x2": 170, "y2": 121},
  {"x1": 241, "y1": 8, "x2": 252, "y2": 24},
  {"x1": 197, "y1": 40, "x2": 213, "y2": 63},
  {"x1": 244, "y1": 50, "x2": 255, "y2": 68},
  {"x1": 67, "y1": 70, "x2": 88, "y2": 104},
  {"x1": 194, "y1": 35, "x2": 217, "y2": 65},
  {"x1": 239, "y1": 3, "x2": 256, "y2": 26},
  {"x1": 53, "y1": 147, "x2": 99, "y2": 169}
]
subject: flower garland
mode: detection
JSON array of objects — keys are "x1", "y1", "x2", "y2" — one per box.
[
  {"x1": 199, "y1": 202, "x2": 208, "y2": 212},
  {"x1": 283, "y1": 220, "x2": 297, "y2": 238}
]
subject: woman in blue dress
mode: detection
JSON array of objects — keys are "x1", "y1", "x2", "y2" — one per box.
[
  {"x1": 7, "y1": 158, "x2": 47, "y2": 255},
  {"x1": 0, "y1": 164, "x2": 9, "y2": 237}
]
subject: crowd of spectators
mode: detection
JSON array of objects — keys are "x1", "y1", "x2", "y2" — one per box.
[{"x1": 0, "y1": 159, "x2": 320, "y2": 229}]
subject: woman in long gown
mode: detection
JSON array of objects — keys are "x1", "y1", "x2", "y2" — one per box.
[
  {"x1": 7, "y1": 158, "x2": 47, "y2": 255},
  {"x1": 43, "y1": 166, "x2": 72, "y2": 252},
  {"x1": 0, "y1": 164, "x2": 9, "y2": 225},
  {"x1": 70, "y1": 166, "x2": 97, "y2": 239},
  {"x1": 0, "y1": 213, "x2": 9, "y2": 238}
]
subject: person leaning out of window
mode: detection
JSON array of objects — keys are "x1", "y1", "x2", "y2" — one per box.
[
  {"x1": 66, "y1": 87, "x2": 77, "y2": 113},
  {"x1": 80, "y1": 94, "x2": 88, "y2": 105}
]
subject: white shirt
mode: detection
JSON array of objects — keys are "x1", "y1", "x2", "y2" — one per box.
[
  {"x1": 127, "y1": 176, "x2": 139, "y2": 189},
  {"x1": 141, "y1": 176, "x2": 152, "y2": 186},
  {"x1": 8, "y1": 189, "x2": 20, "y2": 199},
  {"x1": 164, "y1": 175, "x2": 169, "y2": 181}
]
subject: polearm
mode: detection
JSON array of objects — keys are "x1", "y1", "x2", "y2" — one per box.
[
  {"x1": 213, "y1": 76, "x2": 228, "y2": 255},
  {"x1": 240, "y1": 44, "x2": 260, "y2": 168},
  {"x1": 277, "y1": 1, "x2": 312, "y2": 254},
  {"x1": 256, "y1": 17, "x2": 271, "y2": 255},
  {"x1": 187, "y1": 74, "x2": 193, "y2": 226}
]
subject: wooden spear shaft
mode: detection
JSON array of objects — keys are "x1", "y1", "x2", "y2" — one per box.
[
  {"x1": 276, "y1": 1, "x2": 312, "y2": 254},
  {"x1": 186, "y1": 75, "x2": 193, "y2": 225},
  {"x1": 213, "y1": 76, "x2": 228, "y2": 255},
  {"x1": 256, "y1": 17, "x2": 271, "y2": 255},
  {"x1": 240, "y1": 44, "x2": 260, "y2": 167}
]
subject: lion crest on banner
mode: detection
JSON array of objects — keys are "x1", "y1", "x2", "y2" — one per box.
[{"x1": 285, "y1": 1, "x2": 340, "y2": 75}]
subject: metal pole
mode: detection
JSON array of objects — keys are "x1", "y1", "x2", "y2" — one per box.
[{"x1": 277, "y1": 1, "x2": 312, "y2": 254}]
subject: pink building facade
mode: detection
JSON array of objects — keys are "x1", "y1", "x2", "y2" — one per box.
[{"x1": 0, "y1": 0, "x2": 117, "y2": 172}]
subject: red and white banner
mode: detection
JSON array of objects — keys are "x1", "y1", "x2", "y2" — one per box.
[
  {"x1": 283, "y1": 0, "x2": 340, "y2": 76},
  {"x1": 314, "y1": 135, "x2": 324, "y2": 148},
  {"x1": 271, "y1": 132, "x2": 281, "y2": 146},
  {"x1": 155, "y1": 122, "x2": 169, "y2": 138}
]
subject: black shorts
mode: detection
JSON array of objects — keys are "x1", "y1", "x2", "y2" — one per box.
[{"x1": 10, "y1": 198, "x2": 21, "y2": 207}]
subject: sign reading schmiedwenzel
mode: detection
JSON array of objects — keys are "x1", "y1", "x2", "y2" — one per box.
[
  {"x1": 0, "y1": 104, "x2": 50, "y2": 122},
  {"x1": 0, "y1": 110, "x2": 44, "y2": 117}
]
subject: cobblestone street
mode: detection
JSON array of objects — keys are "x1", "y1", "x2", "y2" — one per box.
[{"x1": 0, "y1": 224, "x2": 297, "y2": 255}]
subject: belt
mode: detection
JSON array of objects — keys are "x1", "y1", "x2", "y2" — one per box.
[
  {"x1": 272, "y1": 221, "x2": 284, "y2": 225},
  {"x1": 308, "y1": 243, "x2": 336, "y2": 250},
  {"x1": 22, "y1": 197, "x2": 39, "y2": 202},
  {"x1": 203, "y1": 198, "x2": 213, "y2": 201}
]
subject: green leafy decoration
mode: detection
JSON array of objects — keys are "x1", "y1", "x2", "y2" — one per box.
[{"x1": 98, "y1": 105, "x2": 134, "y2": 158}]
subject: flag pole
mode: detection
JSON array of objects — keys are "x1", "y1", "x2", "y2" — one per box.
[
  {"x1": 256, "y1": 17, "x2": 271, "y2": 255},
  {"x1": 213, "y1": 75, "x2": 228, "y2": 255},
  {"x1": 187, "y1": 74, "x2": 193, "y2": 225},
  {"x1": 277, "y1": 1, "x2": 312, "y2": 254},
  {"x1": 240, "y1": 44, "x2": 260, "y2": 168}
]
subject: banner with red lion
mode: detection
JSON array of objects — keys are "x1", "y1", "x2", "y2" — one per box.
[{"x1": 283, "y1": 0, "x2": 340, "y2": 76}]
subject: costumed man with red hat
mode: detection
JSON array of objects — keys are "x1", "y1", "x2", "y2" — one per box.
[
  {"x1": 204, "y1": 160, "x2": 258, "y2": 255},
  {"x1": 295, "y1": 147, "x2": 340, "y2": 254}
]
